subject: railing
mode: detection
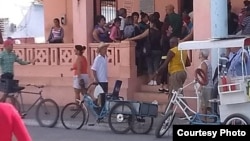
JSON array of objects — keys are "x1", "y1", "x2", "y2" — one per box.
[{"x1": 0, "y1": 43, "x2": 75, "y2": 66}]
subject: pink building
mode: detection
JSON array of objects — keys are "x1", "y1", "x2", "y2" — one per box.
[{"x1": 0, "y1": 0, "x2": 246, "y2": 112}]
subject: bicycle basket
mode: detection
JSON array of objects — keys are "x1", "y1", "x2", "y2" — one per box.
[{"x1": 0, "y1": 79, "x2": 19, "y2": 93}]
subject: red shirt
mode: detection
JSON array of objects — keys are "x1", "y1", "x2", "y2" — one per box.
[
  {"x1": 72, "y1": 56, "x2": 88, "y2": 75},
  {"x1": 0, "y1": 103, "x2": 32, "y2": 141}
]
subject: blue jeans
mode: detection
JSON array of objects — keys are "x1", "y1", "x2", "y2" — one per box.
[{"x1": 146, "y1": 50, "x2": 161, "y2": 75}]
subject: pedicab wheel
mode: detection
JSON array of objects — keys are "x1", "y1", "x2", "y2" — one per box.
[
  {"x1": 155, "y1": 110, "x2": 175, "y2": 138},
  {"x1": 130, "y1": 116, "x2": 154, "y2": 134},
  {"x1": 195, "y1": 68, "x2": 208, "y2": 86},
  {"x1": 108, "y1": 102, "x2": 136, "y2": 134},
  {"x1": 60, "y1": 102, "x2": 86, "y2": 129},
  {"x1": 35, "y1": 99, "x2": 60, "y2": 128},
  {"x1": 223, "y1": 114, "x2": 250, "y2": 125}
]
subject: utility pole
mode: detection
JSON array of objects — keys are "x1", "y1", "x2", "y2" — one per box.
[
  {"x1": 210, "y1": 0, "x2": 228, "y2": 115},
  {"x1": 211, "y1": 0, "x2": 228, "y2": 73}
]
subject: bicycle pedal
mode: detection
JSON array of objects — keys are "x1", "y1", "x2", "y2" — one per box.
[
  {"x1": 21, "y1": 113, "x2": 27, "y2": 118},
  {"x1": 88, "y1": 123, "x2": 95, "y2": 126}
]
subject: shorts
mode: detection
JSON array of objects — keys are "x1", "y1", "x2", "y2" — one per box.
[
  {"x1": 199, "y1": 86, "x2": 213, "y2": 108},
  {"x1": 73, "y1": 74, "x2": 89, "y2": 89},
  {"x1": 168, "y1": 71, "x2": 187, "y2": 94}
]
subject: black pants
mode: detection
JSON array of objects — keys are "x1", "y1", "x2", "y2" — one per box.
[
  {"x1": 159, "y1": 59, "x2": 168, "y2": 84},
  {"x1": 1, "y1": 73, "x2": 14, "y2": 80},
  {"x1": 99, "y1": 82, "x2": 108, "y2": 93}
]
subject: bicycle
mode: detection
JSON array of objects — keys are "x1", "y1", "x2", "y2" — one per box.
[
  {"x1": 61, "y1": 80, "x2": 150, "y2": 134},
  {"x1": 0, "y1": 81, "x2": 60, "y2": 128},
  {"x1": 155, "y1": 68, "x2": 220, "y2": 138}
]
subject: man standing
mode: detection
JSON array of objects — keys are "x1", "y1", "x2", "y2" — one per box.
[
  {"x1": 0, "y1": 38, "x2": 36, "y2": 79},
  {"x1": 91, "y1": 42, "x2": 109, "y2": 93},
  {"x1": 164, "y1": 4, "x2": 183, "y2": 38}
]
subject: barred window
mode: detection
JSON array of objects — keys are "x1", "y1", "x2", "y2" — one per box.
[{"x1": 0, "y1": 18, "x2": 10, "y2": 39}]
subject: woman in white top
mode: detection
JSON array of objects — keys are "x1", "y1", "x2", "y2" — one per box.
[{"x1": 198, "y1": 49, "x2": 213, "y2": 121}]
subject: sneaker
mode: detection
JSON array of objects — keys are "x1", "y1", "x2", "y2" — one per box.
[
  {"x1": 147, "y1": 80, "x2": 154, "y2": 86},
  {"x1": 158, "y1": 88, "x2": 165, "y2": 93},
  {"x1": 164, "y1": 89, "x2": 169, "y2": 94},
  {"x1": 153, "y1": 80, "x2": 158, "y2": 86}
]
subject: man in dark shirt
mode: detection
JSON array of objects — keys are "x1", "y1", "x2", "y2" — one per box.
[{"x1": 164, "y1": 4, "x2": 183, "y2": 38}]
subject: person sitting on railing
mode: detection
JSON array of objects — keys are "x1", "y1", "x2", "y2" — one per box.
[
  {"x1": 92, "y1": 15, "x2": 110, "y2": 43},
  {"x1": 47, "y1": 18, "x2": 64, "y2": 43},
  {"x1": 0, "y1": 38, "x2": 37, "y2": 80}
]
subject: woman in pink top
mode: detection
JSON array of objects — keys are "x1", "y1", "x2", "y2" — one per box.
[
  {"x1": 109, "y1": 17, "x2": 121, "y2": 42},
  {"x1": 0, "y1": 102, "x2": 32, "y2": 141}
]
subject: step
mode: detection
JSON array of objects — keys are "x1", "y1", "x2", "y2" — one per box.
[
  {"x1": 140, "y1": 84, "x2": 163, "y2": 93},
  {"x1": 133, "y1": 91, "x2": 168, "y2": 104}
]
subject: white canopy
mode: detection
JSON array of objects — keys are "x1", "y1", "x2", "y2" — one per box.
[{"x1": 178, "y1": 36, "x2": 250, "y2": 50}]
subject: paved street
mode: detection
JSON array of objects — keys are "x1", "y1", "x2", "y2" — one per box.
[{"x1": 27, "y1": 125, "x2": 171, "y2": 141}]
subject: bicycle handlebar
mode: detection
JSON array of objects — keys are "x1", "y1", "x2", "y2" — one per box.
[{"x1": 26, "y1": 84, "x2": 45, "y2": 89}]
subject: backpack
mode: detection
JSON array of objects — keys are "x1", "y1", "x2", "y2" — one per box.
[{"x1": 123, "y1": 25, "x2": 135, "y2": 38}]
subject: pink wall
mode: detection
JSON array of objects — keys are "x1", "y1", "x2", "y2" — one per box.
[
  {"x1": 72, "y1": 0, "x2": 94, "y2": 45},
  {"x1": 43, "y1": 0, "x2": 73, "y2": 43}
]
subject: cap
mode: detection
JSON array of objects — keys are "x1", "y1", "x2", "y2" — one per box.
[{"x1": 3, "y1": 39, "x2": 14, "y2": 47}]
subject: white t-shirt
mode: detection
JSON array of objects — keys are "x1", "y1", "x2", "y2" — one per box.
[
  {"x1": 119, "y1": 16, "x2": 125, "y2": 31},
  {"x1": 91, "y1": 54, "x2": 108, "y2": 82}
]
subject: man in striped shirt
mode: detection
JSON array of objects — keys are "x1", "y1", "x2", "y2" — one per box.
[{"x1": 0, "y1": 38, "x2": 36, "y2": 79}]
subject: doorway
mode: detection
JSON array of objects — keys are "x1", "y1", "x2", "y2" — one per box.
[{"x1": 180, "y1": 0, "x2": 193, "y2": 14}]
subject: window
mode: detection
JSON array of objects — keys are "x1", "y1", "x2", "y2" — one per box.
[
  {"x1": 101, "y1": 0, "x2": 117, "y2": 23},
  {"x1": 0, "y1": 18, "x2": 9, "y2": 39}
]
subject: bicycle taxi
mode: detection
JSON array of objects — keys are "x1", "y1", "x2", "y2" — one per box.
[
  {"x1": 60, "y1": 80, "x2": 159, "y2": 134},
  {"x1": 155, "y1": 36, "x2": 250, "y2": 138}
]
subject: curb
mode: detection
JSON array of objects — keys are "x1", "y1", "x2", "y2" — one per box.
[{"x1": 23, "y1": 118, "x2": 187, "y2": 136}]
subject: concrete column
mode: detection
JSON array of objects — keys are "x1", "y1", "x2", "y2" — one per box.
[
  {"x1": 210, "y1": 0, "x2": 228, "y2": 73},
  {"x1": 72, "y1": 0, "x2": 94, "y2": 45}
]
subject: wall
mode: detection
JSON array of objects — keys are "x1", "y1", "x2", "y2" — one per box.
[{"x1": 43, "y1": 0, "x2": 73, "y2": 43}]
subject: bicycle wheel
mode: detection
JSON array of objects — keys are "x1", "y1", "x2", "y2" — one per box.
[
  {"x1": 1, "y1": 94, "x2": 21, "y2": 114},
  {"x1": 155, "y1": 110, "x2": 175, "y2": 138},
  {"x1": 130, "y1": 116, "x2": 154, "y2": 134},
  {"x1": 108, "y1": 102, "x2": 136, "y2": 134},
  {"x1": 61, "y1": 102, "x2": 86, "y2": 129},
  {"x1": 223, "y1": 114, "x2": 250, "y2": 125},
  {"x1": 35, "y1": 99, "x2": 59, "y2": 128}
]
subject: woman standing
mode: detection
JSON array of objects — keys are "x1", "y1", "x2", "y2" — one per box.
[
  {"x1": 126, "y1": 14, "x2": 162, "y2": 85},
  {"x1": 71, "y1": 45, "x2": 89, "y2": 101}
]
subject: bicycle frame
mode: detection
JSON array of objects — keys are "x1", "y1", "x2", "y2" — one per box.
[
  {"x1": 81, "y1": 95, "x2": 109, "y2": 121},
  {"x1": 164, "y1": 80, "x2": 199, "y2": 120},
  {"x1": 17, "y1": 87, "x2": 44, "y2": 116}
]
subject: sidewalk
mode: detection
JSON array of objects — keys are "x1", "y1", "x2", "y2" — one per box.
[{"x1": 22, "y1": 105, "x2": 188, "y2": 135}]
